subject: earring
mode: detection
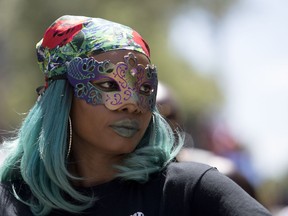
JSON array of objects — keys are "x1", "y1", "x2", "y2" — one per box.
[{"x1": 66, "y1": 116, "x2": 72, "y2": 159}]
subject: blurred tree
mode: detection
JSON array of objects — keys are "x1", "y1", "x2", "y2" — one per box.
[
  {"x1": 190, "y1": 0, "x2": 239, "y2": 21},
  {"x1": 0, "y1": 0, "x2": 238, "y2": 140}
]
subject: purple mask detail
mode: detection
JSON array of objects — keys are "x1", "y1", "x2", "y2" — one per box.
[{"x1": 67, "y1": 52, "x2": 158, "y2": 111}]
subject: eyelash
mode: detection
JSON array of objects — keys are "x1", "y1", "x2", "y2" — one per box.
[
  {"x1": 92, "y1": 80, "x2": 119, "y2": 92},
  {"x1": 91, "y1": 80, "x2": 154, "y2": 96},
  {"x1": 139, "y1": 83, "x2": 154, "y2": 96}
]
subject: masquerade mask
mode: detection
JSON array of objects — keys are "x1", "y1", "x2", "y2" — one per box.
[{"x1": 67, "y1": 52, "x2": 158, "y2": 112}]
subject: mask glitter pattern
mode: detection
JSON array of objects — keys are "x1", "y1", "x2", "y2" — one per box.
[{"x1": 67, "y1": 52, "x2": 158, "y2": 112}]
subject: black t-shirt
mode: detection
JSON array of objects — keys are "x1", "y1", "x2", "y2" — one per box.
[{"x1": 0, "y1": 162, "x2": 271, "y2": 216}]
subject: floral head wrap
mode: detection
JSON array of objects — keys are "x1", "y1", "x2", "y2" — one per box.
[{"x1": 36, "y1": 15, "x2": 151, "y2": 87}]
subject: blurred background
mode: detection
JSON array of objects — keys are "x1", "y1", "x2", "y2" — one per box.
[{"x1": 0, "y1": 0, "x2": 287, "y2": 214}]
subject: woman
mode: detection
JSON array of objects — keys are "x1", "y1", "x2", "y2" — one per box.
[{"x1": 0, "y1": 15, "x2": 271, "y2": 216}]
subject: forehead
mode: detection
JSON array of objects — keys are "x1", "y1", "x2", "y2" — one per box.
[{"x1": 92, "y1": 50, "x2": 150, "y2": 65}]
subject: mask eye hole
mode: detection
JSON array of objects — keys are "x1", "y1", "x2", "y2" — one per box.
[
  {"x1": 140, "y1": 83, "x2": 154, "y2": 96},
  {"x1": 91, "y1": 79, "x2": 120, "y2": 92}
]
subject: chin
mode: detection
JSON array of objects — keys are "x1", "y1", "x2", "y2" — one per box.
[{"x1": 118, "y1": 141, "x2": 140, "y2": 154}]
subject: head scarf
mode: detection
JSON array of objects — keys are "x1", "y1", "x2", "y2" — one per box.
[{"x1": 36, "y1": 15, "x2": 151, "y2": 88}]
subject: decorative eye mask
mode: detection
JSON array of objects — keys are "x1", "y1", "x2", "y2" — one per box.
[{"x1": 67, "y1": 52, "x2": 158, "y2": 111}]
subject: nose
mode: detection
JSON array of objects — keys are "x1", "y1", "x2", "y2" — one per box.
[
  {"x1": 117, "y1": 91, "x2": 144, "y2": 113},
  {"x1": 117, "y1": 102, "x2": 142, "y2": 114}
]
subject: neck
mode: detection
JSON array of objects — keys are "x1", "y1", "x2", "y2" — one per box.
[{"x1": 68, "y1": 145, "x2": 125, "y2": 187}]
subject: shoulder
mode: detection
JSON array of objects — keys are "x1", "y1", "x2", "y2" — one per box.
[
  {"x1": 0, "y1": 181, "x2": 32, "y2": 216},
  {"x1": 163, "y1": 161, "x2": 249, "y2": 197},
  {"x1": 161, "y1": 162, "x2": 272, "y2": 215},
  {"x1": 166, "y1": 161, "x2": 216, "y2": 173},
  {"x1": 160, "y1": 162, "x2": 220, "y2": 215},
  {"x1": 162, "y1": 161, "x2": 218, "y2": 199},
  {"x1": 164, "y1": 161, "x2": 217, "y2": 185}
]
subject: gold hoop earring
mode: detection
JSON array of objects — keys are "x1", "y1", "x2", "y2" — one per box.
[{"x1": 67, "y1": 116, "x2": 72, "y2": 159}]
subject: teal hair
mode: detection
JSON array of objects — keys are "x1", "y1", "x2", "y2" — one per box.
[{"x1": 0, "y1": 80, "x2": 183, "y2": 215}]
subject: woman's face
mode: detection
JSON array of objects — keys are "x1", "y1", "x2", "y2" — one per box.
[{"x1": 70, "y1": 50, "x2": 154, "y2": 155}]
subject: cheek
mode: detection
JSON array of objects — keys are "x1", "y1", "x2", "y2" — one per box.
[
  {"x1": 70, "y1": 107, "x2": 107, "y2": 147},
  {"x1": 141, "y1": 113, "x2": 152, "y2": 131},
  {"x1": 70, "y1": 106, "x2": 88, "y2": 138},
  {"x1": 71, "y1": 99, "x2": 100, "y2": 132}
]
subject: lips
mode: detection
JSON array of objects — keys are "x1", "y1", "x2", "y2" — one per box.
[{"x1": 110, "y1": 119, "x2": 140, "y2": 138}]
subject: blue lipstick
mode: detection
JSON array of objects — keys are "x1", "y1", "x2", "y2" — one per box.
[{"x1": 110, "y1": 119, "x2": 140, "y2": 138}]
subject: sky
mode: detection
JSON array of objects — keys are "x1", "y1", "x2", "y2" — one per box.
[{"x1": 169, "y1": 0, "x2": 288, "y2": 180}]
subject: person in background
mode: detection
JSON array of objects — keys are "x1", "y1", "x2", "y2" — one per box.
[{"x1": 0, "y1": 15, "x2": 271, "y2": 216}]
